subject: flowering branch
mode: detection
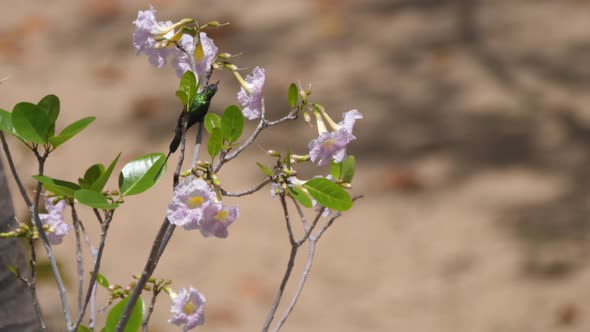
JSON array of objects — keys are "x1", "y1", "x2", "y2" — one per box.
[
  {"x1": 213, "y1": 102, "x2": 298, "y2": 173},
  {"x1": 115, "y1": 112, "x2": 192, "y2": 332}
]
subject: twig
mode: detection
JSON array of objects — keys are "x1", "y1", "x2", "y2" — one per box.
[
  {"x1": 0, "y1": 132, "x2": 30, "y2": 205},
  {"x1": 70, "y1": 203, "x2": 84, "y2": 313},
  {"x1": 71, "y1": 210, "x2": 114, "y2": 332},
  {"x1": 264, "y1": 195, "x2": 363, "y2": 332},
  {"x1": 28, "y1": 237, "x2": 46, "y2": 330},
  {"x1": 220, "y1": 178, "x2": 272, "y2": 197},
  {"x1": 261, "y1": 245, "x2": 298, "y2": 332},
  {"x1": 279, "y1": 196, "x2": 296, "y2": 246},
  {"x1": 273, "y1": 196, "x2": 363, "y2": 331},
  {"x1": 142, "y1": 288, "x2": 161, "y2": 332},
  {"x1": 296, "y1": 206, "x2": 324, "y2": 246},
  {"x1": 261, "y1": 195, "x2": 299, "y2": 332},
  {"x1": 290, "y1": 197, "x2": 309, "y2": 233},
  {"x1": 78, "y1": 219, "x2": 97, "y2": 329},
  {"x1": 271, "y1": 212, "x2": 342, "y2": 332}
]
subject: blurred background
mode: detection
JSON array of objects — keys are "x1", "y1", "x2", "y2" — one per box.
[{"x1": 2, "y1": 0, "x2": 590, "y2": 331}]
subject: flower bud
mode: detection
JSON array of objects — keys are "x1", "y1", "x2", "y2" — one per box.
[
  {"x1": 339, "y1": 182, "x2": 352, "y2": 189},
  {"x1": 267, "y1": 150, "x2": 281, "y2": 157},
  {"x1": 299, "y1": 89, "x2": 308, "y2": 103},
  {"x1": 303, "y1": 111, "x2": 312, "y2": 124}
]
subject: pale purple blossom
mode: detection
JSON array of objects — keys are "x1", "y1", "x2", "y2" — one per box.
[
  {"x1": 308, "y1": 110, "x2": 362, "y2": 166},
  {"x1": 133, "y1": 6, "x2": 174, "y2": 68},
  {"x1": 169, "y1": 287, "x2": 206, "y2": 332},
  {"x1": 167, "y1": 178, "x2": 216, "y2": 230},
  {"x1": 308, "y1": 130, "x2": 355, "y2": 166},
  {"x1": 39, "y1": 197, "x2": 70, "y2": 245},
  {"x1": 198, "y1": 203, "x2": 239, "y2": 238},
  {"x1": 171, "y1": 32, "x2": 218, "y2": 80},
  {"x1": 237, "y1": 67, "x2": 265, "y2": 120}
]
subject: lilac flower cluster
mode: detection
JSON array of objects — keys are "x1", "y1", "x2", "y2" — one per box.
[
  {"x1": 167, "y1": 178, "x2": 238, "y2": 239},
  {"x1": 39, "y1": 196, "x2": 70, "y2": 245},
  {"x1": 169, "y1": 287, "x2": 206, "y2": 331},
  {"x1": 133, "y1": 7, "x2": 218, "y2": 80}
]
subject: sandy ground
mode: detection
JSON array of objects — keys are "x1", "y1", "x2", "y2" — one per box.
[{"x1": 2, "y1": 0, "x2": 590, "y2": 331}]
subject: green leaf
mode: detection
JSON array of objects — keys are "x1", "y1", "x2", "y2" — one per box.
[
  {"x1": 179, "y1": 70, "x2": 197, "y2": 107},
  {"x1": 49, "y1": 116, "x2": 95, "y2": 149},
  {"x1": 103, "y1": 296, "x2": 144, "y2": 332},
  {"x1": 207, "y1": 128, "x2": 223, "y2": 159},
  {"x1": 77, "y1": 325, "x2": 93, "y2": 332},
  {"x1": 12, "y1": 102, "x2": 50, "y2": 144},
  {"x1": 0, "y1": 109, "x2": 25, "y2": 140},
  {"x1": 340, "y1": 156, "x2": 356, "y2": 183},
  {"x1": 80, "y1": 164, "x2": 105, "y2": 189},
  {"x1": 204, "y1": 113, "x2": 221, "y2": 133},
  {"x1": 330, "y1": 160, "x2": 342, "y2": 182},
  {"x1": 96, "y1": 273, "x2": 110, "y2": 289},
  {"x1": 91, "y1": 153, "x2": 121, "y2": 193},
  {"x1": 74, "y1": 189, "x2": 118, "y2": 210},
  {"x1": 33, "y1": 175, "x2": 80, "y2": 197},
  {"x1": 175, "y1": 90, "x2": 188, "y2": 106},
  {"x1": 303, "y1": 178, "x2": 352, "y2": 211},
  {"x1": 288, "y1": 186, "x2": 313, "y2": 208},
  {"x1": 118, "y1": 153, "x2": 166, "y2": 196},
  {"x1": 37, "y1": 94, "x2": 60, "y2": 136},
  {"x1": 288, "y1": 83, "x2": 298, "y2": 108},
  {"x1": 220, "y1": 105, "x2": 244, "y2": 143},
  {"x1": 256, "y1": 162, "x2": 273, "y2": 177}
]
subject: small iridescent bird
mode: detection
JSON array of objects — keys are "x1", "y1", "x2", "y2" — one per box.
[{"x1": 156, "y1": 82, "x2": 219, "y2": 178}]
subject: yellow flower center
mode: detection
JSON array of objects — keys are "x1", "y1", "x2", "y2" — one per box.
[
  {"x1": 215, "y1": 210, "x2": 229, "y2": 223},
  {"x1": 187, "y1": 196, "x2": 205, "y2": 208},
  {"x1": 183, "y1": 302, "x2": 197, "y2": 315},
  {"x1": 323, "y1": 138, "x2": 336, "y2": 147}
]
